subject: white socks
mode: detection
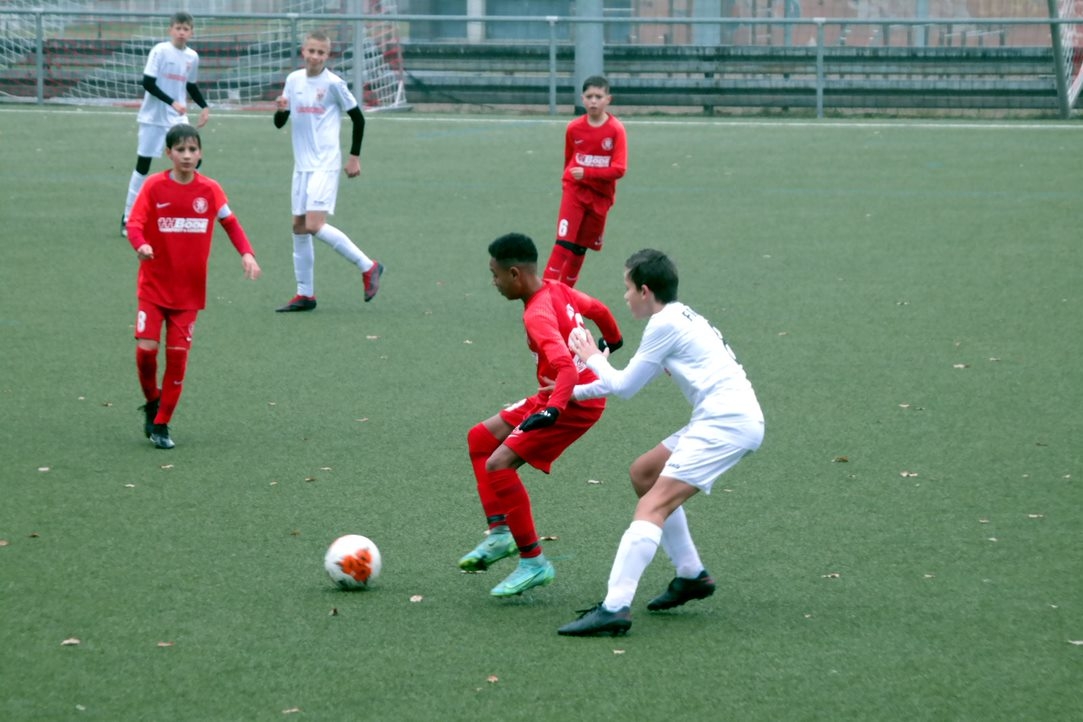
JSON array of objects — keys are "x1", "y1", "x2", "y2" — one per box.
[
  {"x1": 603, "y1": 519, "x2": 662, "y2": 612},
  {"x1": 661, "y1": 506, "x2": 706, "y2": 579},
  {"x1": 124, "y1": 170, "x2": 147, "y2": 219},
  {"x1": 292, "y1": 234, "x2": 315, "y2": 296},
  {"x1": 315, "y1": 223, "x2": 373, "y2": 271}
]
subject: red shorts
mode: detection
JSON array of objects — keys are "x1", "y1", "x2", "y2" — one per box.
[
  {"x1": 498, "y1": 394, "x2": 606, "y2": 474},
  {"x1": 556, "y1": 188, "x2": 613, "y2": 251},
  {"x1": 135, "y1": 301, "x2": 198, "y2": 350}
]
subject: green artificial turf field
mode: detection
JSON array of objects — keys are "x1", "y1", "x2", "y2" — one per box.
[{"x1": 1, "y1": 106, "x2": 1081, "y2": 721}]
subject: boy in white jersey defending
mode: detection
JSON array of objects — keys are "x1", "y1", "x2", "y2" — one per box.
[
  {"x1": 273, "y1": 30, "x2": 383, "y2": 312},
  {"x1": 557, "y1": 249, "x2": 765, "y2": 636},
  {"x1": 121, "y1": 12, "x2": 211, "y2": 237}
]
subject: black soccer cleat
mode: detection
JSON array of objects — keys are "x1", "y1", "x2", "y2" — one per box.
[
  {"x1": 139, "y1": 398, "x2": 159, "y2": 438},
  {"x1": 557, "y1": 603, "x2": 632, "y2": 637},
  {"x1": 646, "y1": 570, "x2": 716, "y2": 612},
  {"x1": 149, "y1": 423, "x2": 175, "y2": 450},
  {"x1": 275, "y1": 294, "x2": 317, "y2": 312}
]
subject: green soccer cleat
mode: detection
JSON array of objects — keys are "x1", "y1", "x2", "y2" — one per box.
[
  {"x1": 149, "y1": 423, "x2": 175, "y2": 450},
  {"x1": 557, "y1": 603, "x2": 632, "y2": 637},
  {"x1": 490, "y1": 557, "x2": 555, "y2": 597},
  {"x1": 458, "y1": 532, "x2": 517, "y2": 572}
]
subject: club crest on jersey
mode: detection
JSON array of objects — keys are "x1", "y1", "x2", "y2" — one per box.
[
  {"x1": 602, "y1": 137, "x2": 614, "y2": 150},
  {"x1": 192, "y1": 197, "x2": 208, "y2": 213},
  {"x1": 316, "y1": 87, "x2": 327, "y2": 101}
]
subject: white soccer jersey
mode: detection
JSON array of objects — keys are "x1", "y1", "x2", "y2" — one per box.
[
  {"x1": 281, "y1": 68, "x2": 359, "y2": 172},
  {"x1": 137, "y1": 41, "x2": 199, "y2": 127},
  {"x1": 575, "y1": 302, "x2": 763, "y2": 424}
]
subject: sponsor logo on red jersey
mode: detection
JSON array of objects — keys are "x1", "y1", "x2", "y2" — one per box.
[
  {"x1": 575, "y1": 153, "x2": 612, "y2": 168},
  {"x1": 158, "y1": 217, "x2": 210, "y2": 233}
]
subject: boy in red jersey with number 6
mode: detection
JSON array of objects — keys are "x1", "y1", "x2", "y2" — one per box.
[
  {"x1": 127, "y1": 123, "x2": 261, "y2": 450},
  {"x1": 542, "y1": 76, "x2": 628, "y2": 288}
]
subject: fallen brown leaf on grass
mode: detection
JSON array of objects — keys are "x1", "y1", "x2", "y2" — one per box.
[
  {"x1": 832, "y1": 456, "x2": 849, "y2": 463},
  {"x1": 157, "y1": 641, "x2": 174, "y2": 647}
]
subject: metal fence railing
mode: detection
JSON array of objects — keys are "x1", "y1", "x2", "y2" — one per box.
[{"x1": 0, "y1": 10, "x2": 1080, "y2": 117}]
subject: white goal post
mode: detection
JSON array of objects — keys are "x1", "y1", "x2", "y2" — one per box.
[{"x1": 1, "y1": 1, "x2": 408, "y2": 112}]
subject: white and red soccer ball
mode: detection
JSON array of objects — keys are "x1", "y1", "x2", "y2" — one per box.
[{"x1": 324, "y1": 534, "x2": 382, "y2": 590}]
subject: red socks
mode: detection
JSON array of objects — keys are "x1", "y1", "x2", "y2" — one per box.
[
  {"x1": 154, "y1": 347, "x2": 189, "y2": 425},
  {"x1": 467, "y1": 423, "x2": 503, "y2": 524},
  {"x1": 489, "y1": 468, "x2": 541, "y2": 558},
  {"x1": 136, "y1": 346, "x2": 159, "y2": 403},
  {"x1": 543, "y1": 243, "x2": 574, "y2": 283},
  {"x1": 542, "y1": 243, "x2": 585, "y2": 287}
]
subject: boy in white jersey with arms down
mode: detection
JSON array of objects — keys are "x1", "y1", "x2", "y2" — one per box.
[
  {"x1": 273, "y1": 30, "x2": 383, "y2": 312},
  {"x1": 557, "y1": 249, "x2": 765, "y2": 636},
  {"x1": 121, "y1": 12, "x2": 210, "y2": 237}
]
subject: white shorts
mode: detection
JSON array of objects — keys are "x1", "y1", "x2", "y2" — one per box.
[
  {"x1": 291, "y1": 170, "x2": 340, "y2": 216},
  {"x1": 137, "y1": 119, "x2": 188, "y2": 158},
  {"x1": 660, "y1": 418, "x2": 764, "y2": 494}
]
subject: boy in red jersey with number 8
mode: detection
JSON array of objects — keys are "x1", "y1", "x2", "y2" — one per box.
[
  {"x1": 542, "y1": 76, "x2": 628, "y2": 288},
  {"x1": 127, "y1": 123, "x2": 261, "y2": 449}
]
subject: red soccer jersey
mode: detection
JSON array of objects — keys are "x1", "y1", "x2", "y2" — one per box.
[
  {"x1": 127, "y1": 171, "x2": 253, "y2": 310},
  {"x1": 563, "y1": 113, "x2": 628, "y2": 202},
  {"x1": 523, "y1": 280, "x2": 622, "y2": 412}
]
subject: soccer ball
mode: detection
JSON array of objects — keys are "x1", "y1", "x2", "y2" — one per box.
[{"x1": 324, "y1": 534, "x2": 382, "y2": 590}]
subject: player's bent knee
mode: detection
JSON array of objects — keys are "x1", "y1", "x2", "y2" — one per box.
[{"x1": 467, "y1": 423, "x2": 500, "y2": 456}]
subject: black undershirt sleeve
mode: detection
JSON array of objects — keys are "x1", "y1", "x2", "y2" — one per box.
[
  {"x1": 347, "y1": 106, "x2": 365, "y2": 156},
  {"x1": 186, "y1": 82, "x2": 207, "y2": 109},
  {"x1": 142, "y1": 75, "x2": 173, "y2": 105}
]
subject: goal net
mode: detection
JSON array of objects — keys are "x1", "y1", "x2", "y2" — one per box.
[
  {"x1": 1055, "y1": 0, "x2": 1083, "y2": 107},
  {"x1": 1, "y1": 0, "x2": 408, "y2": 112}
]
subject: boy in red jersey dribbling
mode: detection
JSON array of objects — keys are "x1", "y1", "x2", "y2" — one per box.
[
  {"x1": 543, "y1": 76, "x2": 628, "y2": 288},
  {"x1": 459, "y1": 233, "x2": 624, "y2": 598},
  {"x1": 127, "y1": 124, "x2": 261, "y2": 449}
]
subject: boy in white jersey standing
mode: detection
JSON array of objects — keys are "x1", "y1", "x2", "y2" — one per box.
[
  {"x1": 557, "y1": 249, "x2": 765, "y2": 636},
  {"x1": 121, "y1": 12, "x2": 210, "y2": 237},
  {"x1": 272, "y1": 30, "x2": 383, "y2": 312}
]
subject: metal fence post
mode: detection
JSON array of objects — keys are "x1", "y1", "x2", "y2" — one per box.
[
  {"x1": 548, "y1": 17, "x2": 558, "y2": 116},
  {"x1": 815, "y1": 18, "x2": 825, "y2": 118},
  {"x1": 35, "y1": 10, "x2": 44, "y2": 104}
]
